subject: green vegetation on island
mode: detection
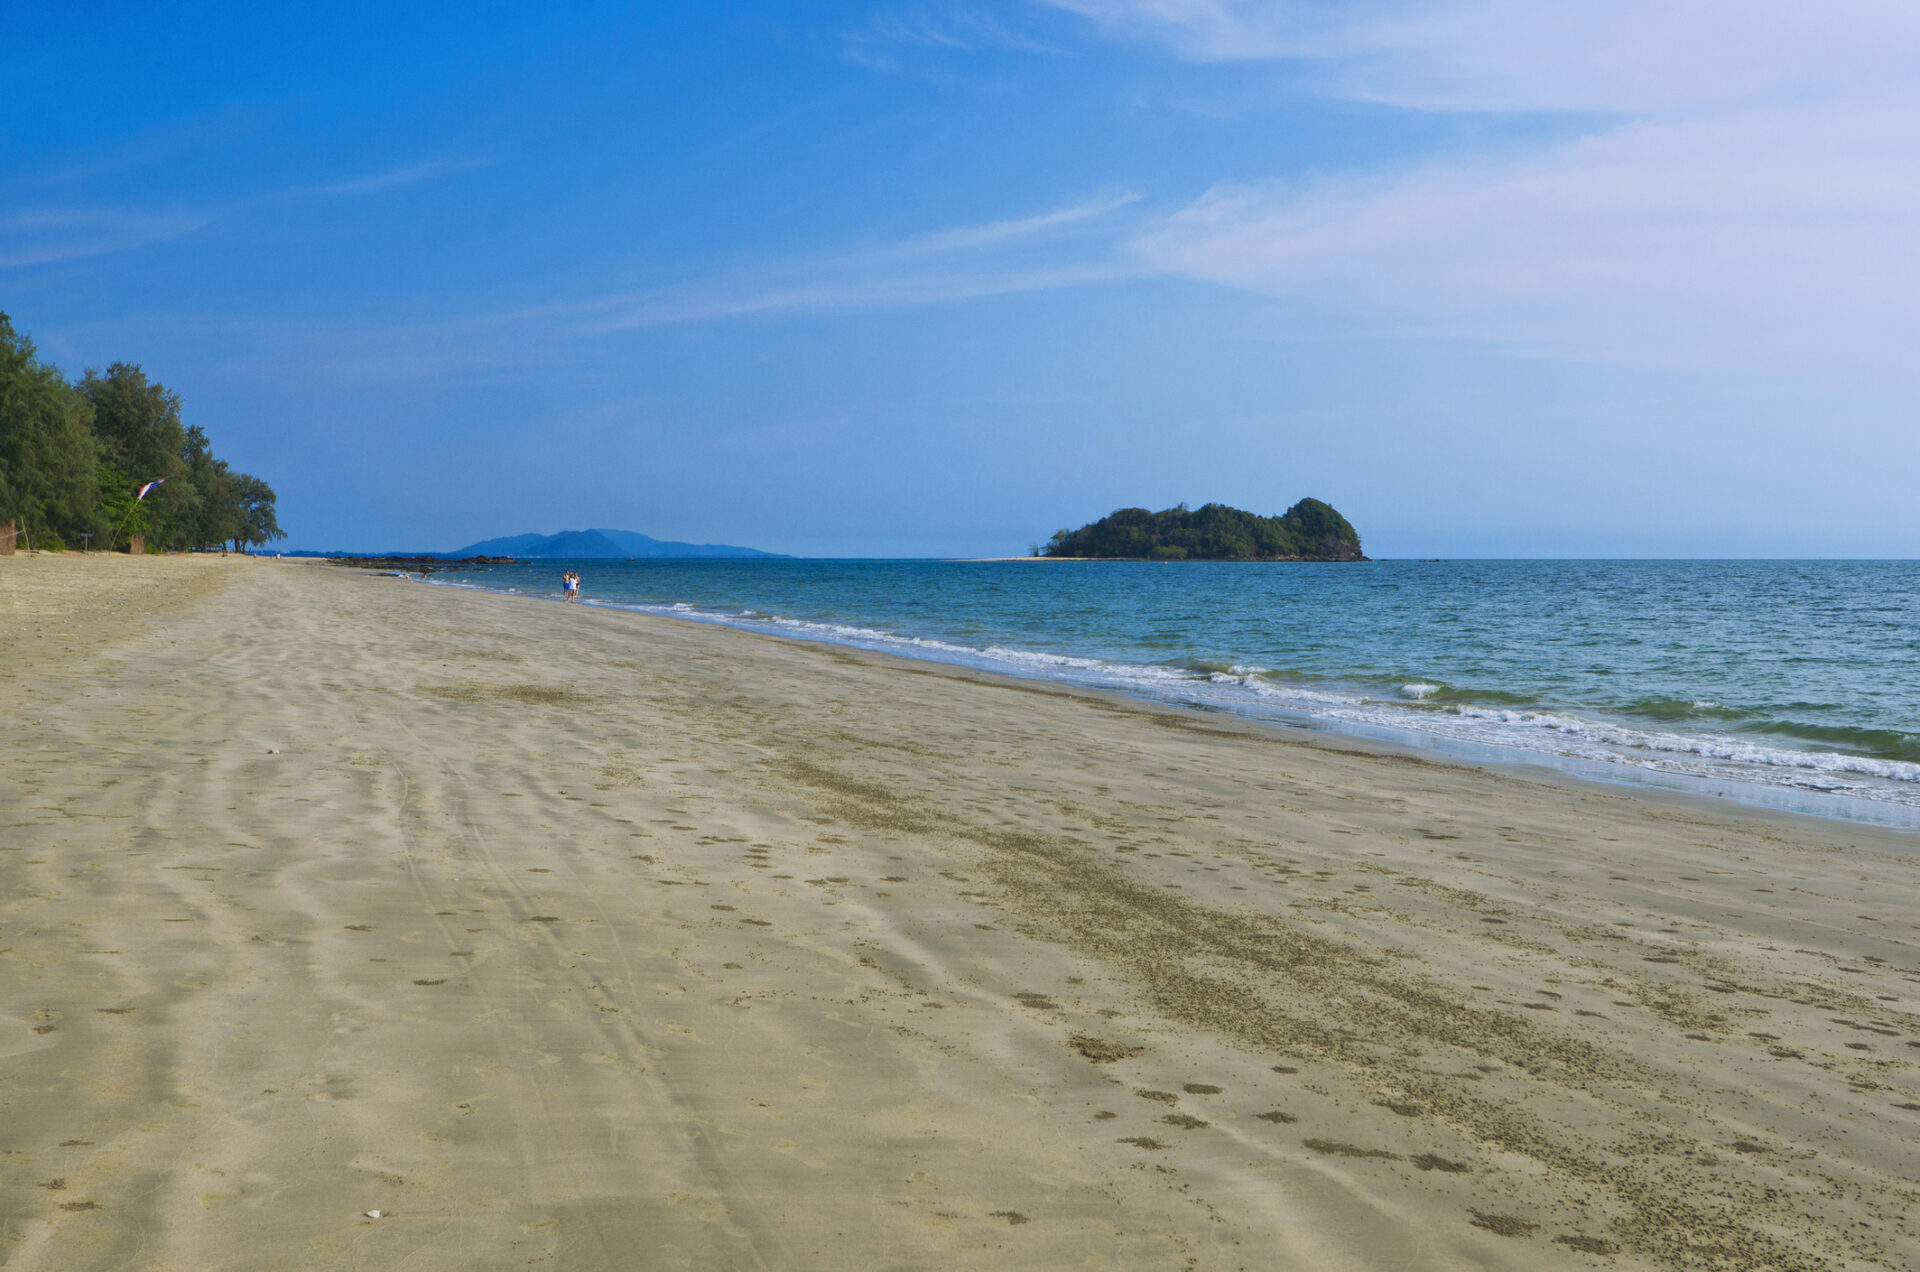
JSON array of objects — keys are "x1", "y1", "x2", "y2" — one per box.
[
  {"x1": 0, "y1": 312, "x2": 282, "y2": 552},
  {"x1": 1041, "y1": 500, "x2": 1364, "y2": 561}
]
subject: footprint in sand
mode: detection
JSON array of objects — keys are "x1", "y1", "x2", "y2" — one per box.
[{"x1": 1182, "y1": 1083, "x2": 1222, "y2": 1095}]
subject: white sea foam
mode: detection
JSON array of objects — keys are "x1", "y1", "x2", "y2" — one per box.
[{"x1": 419, "y1": 574, "x2": 1920, "y2": 815}]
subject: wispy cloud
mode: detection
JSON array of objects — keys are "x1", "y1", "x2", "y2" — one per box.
[
  {"x1": 842, "y1": 5, "x2": 1060, "y2": 73},
  {"x1": 0, "y1": 207, "x2": 205, "y2": 269},
  {"x1": 573, "y1": 191, "x2": 1142, "y2": 333},
  {"x1": 868, "y1": 190, "x2": 1140, "y2": 258},
  {"x1": 1137, "y1": 102, "x2": 1920, "y2": 369},
  {"x1": 296, "y1": 156, "x2": 495, "y2": 199},
  {"x1": 1035, "y1": 0, "x2": 1355, "y2": 62},
  {"x1": 580, "y1": 263, "x2": 1128, "y2": 332},
  {"x1": 1042, "y1": 1, "x2": 1920, "y2": 111},
  {"x1": 67, "y1": 193, "x2": 1149, "y2": 389},
  {"x1": 1, "y1": 152, "x2": 494, "y2": 272},
  {"x1": 1044, "y1": 1, "x2": 1920, "y2": 371}
]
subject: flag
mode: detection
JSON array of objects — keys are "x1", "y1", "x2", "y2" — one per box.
[{"x1": 135, "y1": 479, "x2": 165, "y2": 500}]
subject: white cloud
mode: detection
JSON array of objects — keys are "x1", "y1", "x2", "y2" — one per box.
[
  {"x1": 843, "y1": 6, "x2": 1060, "y2": 73},
  {"x1": 0, "y1": 207, "x2": 204, "y2": 269},
  {"x1": 1047, "y1": 1, "x2": 1920, "y2": 370},
  {"x1": 0, "y1": 155, "x2": 493, "y2": 271},
  {"x1": 298, "y1": 156, "x2": 494, "y2": 198},
  {"x1": 1142, "y1": 105, "x2": 1920, "y2": 368},
  {"x1": 1040, "y1": 1, "x2": 1920, "y2": 110},
  {"x1": 575, "y1": 191, "x2": 1142, "y2": 332},
  {"x1": 65, "y1": 194, "x2": 1147, "y2": 391}
]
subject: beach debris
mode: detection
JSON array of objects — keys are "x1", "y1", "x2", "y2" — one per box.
[
  {"x1": 1304, "y1": 1139, "x2": 1401, "y2": 1161},
  {"x1": 365, "y1": 1209, "x2": 382, "y2": 1219},
  {"x1": 1411, "y1": 1154, "x2": 1472, "y2": 1173},
  {"x1": 1069, "y1": 1033, "x2": 1141, "y2": 1063},
  {"x1": 1468, "y1": 1211, "x2": 1538, "y2": 1237}
]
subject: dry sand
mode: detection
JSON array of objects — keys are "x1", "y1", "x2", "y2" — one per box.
[{"x1": 3, "y1": 553, "x2": 1918, "y2": 1271}]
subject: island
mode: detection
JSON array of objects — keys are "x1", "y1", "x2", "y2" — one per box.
[{"x1": 1042, "y1": 499, "x2": 1365, "y2": 561}]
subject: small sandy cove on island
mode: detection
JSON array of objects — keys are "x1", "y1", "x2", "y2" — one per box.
[{"x1": 3, "y1": 555, "x2": 1919, "y2": 1272}]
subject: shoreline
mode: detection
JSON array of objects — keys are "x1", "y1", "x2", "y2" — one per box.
[
  {"x1": 417, "y1": 569, "x2": 1920, "y2": 834},
  {"x1": 472, "y1": 574, "x2": 1920, "y2": 841},
  {"x1": 5, "y1": 555, "x2": 1918, "y2": 1270}
]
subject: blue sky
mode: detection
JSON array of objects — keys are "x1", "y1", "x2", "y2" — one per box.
[{"x1": 6, "y1": 1, "x2": 1919, "y2": 556}]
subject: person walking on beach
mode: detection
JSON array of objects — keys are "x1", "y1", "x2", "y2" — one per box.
[{"x1": 561, "y1": 570, "x2": 577, "y2": 602}]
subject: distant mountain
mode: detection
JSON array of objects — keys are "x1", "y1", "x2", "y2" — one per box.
[{"x1": 448, "y1": 528, "x2": 784, "y2": 559}]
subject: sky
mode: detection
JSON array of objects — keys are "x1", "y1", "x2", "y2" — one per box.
[{"x1": 6, "y1": 1, "x2": 1920, "y2": 557}]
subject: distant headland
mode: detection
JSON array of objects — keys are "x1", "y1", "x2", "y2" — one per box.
[
  {"x1": 301, "y1": 528, "x2": 786, "y2": 561},
  {"x1": 450, "y1": 529, "x2": 784, "y2": 560},
  {"x1": 1042, "y1": 500, "x2": 1365, "y2": 561}
]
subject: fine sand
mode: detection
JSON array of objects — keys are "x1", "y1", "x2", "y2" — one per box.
[{"x1": 3, "y1": 554, "x2": 1918, "y2": 1271}]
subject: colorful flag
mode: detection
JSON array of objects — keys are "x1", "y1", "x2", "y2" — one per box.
[{"x1": 136, "y1": 479, "x2": 165, "y2": 500}]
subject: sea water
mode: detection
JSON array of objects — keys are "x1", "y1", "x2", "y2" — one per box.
[{"x1": 427, "y1": 558, "x2": 1920, "y2": 827}]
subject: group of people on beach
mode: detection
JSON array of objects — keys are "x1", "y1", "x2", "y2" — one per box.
[{"x1": 561, "y1": 570, "x2": 581, "y2": 602}]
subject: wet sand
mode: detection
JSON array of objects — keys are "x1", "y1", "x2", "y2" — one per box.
[{"x1": 3, "y1": 554, "x2": 1918, "y2": 1271}]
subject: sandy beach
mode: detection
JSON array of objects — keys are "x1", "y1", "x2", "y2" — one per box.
[{"x1": 3, "y1": 554, "x2": 1917, "y2": 1271}]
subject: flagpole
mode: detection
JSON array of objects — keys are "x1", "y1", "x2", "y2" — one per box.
[{"x1": 106, "y1": 478, "x2": 164, "y2": 554}]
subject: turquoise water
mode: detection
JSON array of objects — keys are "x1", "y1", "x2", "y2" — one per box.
[{"x1": 426, "y1": 559, "x2": 1920, "y2": 826}]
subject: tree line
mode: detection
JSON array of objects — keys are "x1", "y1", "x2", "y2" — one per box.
[
  {"x1": 1042, "y1": 499, "x2": 1365, "y2": 561},
  {"x1": 0, "y1": 312, "x2": 282, "y2": 552}
]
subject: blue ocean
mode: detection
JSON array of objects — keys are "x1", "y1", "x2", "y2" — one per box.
[{"x1": 426, "y1": 559, "x2": 1920, "y2": 827}]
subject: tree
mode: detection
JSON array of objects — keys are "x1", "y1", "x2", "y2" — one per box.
[
  {"x1": 182, "y1": 425, "x2": 237, "y2": 549},
  {"x1": 0, "y1": 314, "x2": 101, "y2": 547},
  {"x1": 0, "y1": 311, "x2": 284, "y2": 553},
  {"x1": 82, "y1": 363, "x2": 190, "y2": 548},
  {"x1": 1042, "y1": 500, "x2": 1365, "y2": 561},
  {"x1": 229, "y1": 473, "x2": 283, "y2": 550}
]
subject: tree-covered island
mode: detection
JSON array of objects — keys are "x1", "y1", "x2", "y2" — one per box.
[{"x1": 1042, "y1": 499, "x2": 1365, "y2": 561}]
